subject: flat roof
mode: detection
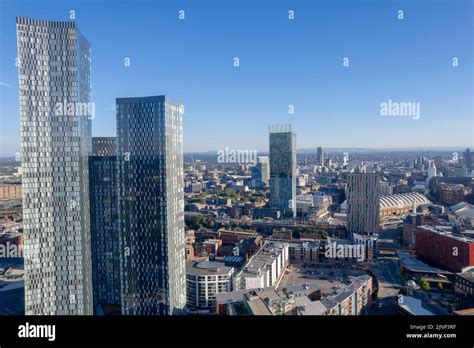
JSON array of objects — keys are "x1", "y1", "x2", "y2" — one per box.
[
  {"x1": 296, "y1": 299, "x2": 327, "y2": 315},
  {"x1": 246, "y1": 297, "x2": 273, "y2": 315},
  {"x1": 239, "y1": 242, "x2": 287, "y2": 278},
  {"x1": 186, "y1": 260, "x2": 233, "y2": 276},
  {"x1": 216, "y1": 289, "x2": 248, "y2": 303},
  {"x1": 255, "y1": 289, "x2": 280, "y2": 301},
  {"x1": 457, "y1": 271, "x2": 474, "y2": 283},
  {"x1": 398, "y1": 296, "x2": 434, "y2": 315},
  {"x1": 418, "y1": 225, "x2": 474, "y2": 243}
]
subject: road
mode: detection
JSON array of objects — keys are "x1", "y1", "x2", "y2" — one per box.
[{"x1": 368, "y1": 257, "x2": 405, "y2": 315}]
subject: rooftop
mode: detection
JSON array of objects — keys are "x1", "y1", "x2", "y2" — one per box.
[
  {"x1": 397, "y1": 296, "x2": 435, "y2": 315},
  {"x1": 186, "y1": 260, "x2": 233, "y2": 276},
  {"x1": 379, "y1": 192, "x2": 431, "y2": 209},
  {"x1": 418, "y1": 225, "x2": 474, "y2": 244},
  {"x1": 239, "y1": 241, "x2": 287, "y2": 278},
  {"x1": 456, "y1": 271, "x2": 474, "y2": 283},
  {"x1": 397, "y1": 250, "x2": 451, "y2": 275},
  {"x1": 295, "y1": 299, "x2": 327, "y2": 315}
]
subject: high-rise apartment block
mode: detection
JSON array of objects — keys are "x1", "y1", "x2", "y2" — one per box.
[
  {"x1": 464, "y1": 148, "x2": 472, "y2": 172},
  {"x1": 89, "y1": 137, "x2": 121, "y2": 314},
  {"x1": 316, "y1": 147, "x2": 324, "y2": 166},
  {"x1": 116, "y1": 96, "x2": 186, "y2": 315},
  {"x1": 16, "y1": 17, "x2": 93, "y2": 315},
  {"x1": 347, "y1": 173, "x2": 380, "y2": 237},
  {"x1": 269, "y1": 125, "x2": 296, "y2": 217}
]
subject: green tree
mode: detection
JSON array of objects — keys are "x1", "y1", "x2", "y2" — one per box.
[{"x1": 420, "y1": 278, "x2": 430, "y2": 291}]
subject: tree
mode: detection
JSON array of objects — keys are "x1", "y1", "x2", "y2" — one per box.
[{"x1": 420, "y1": 278, "x2": 430, "y2": 291}]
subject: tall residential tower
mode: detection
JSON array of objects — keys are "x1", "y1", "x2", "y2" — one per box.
[
  {"x1": 117, "y1": 96, "x2": 186, "y2": 315},
  {"x1": 347, "y1": 173, "x2": 380, "y2": 237},
  {"x1": 269, "y1": 124, "x2": 296, "y2": 217},
  {"x1": 316, "y1": 147, "x2": 324, "y2": 166},
  {"x1": 16, "y1": 17, "x2": 93, "y2": 314},
  {"x1": 89, "y1": 137, "x2": 121, "y2": 314}
]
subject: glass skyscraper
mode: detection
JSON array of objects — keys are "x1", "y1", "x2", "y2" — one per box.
[
  {"x1": 89, "y1": 137, "x2": 121, "y2": 314},
  {"x1": 16, "y1": 17, "x2": 93, "y2": 314},
  {"x1": 269, "y1": 124, "x2": 296, "y2": 217},
  {"x1": 316, "y1": 147, "x2": 324, "y2": 166},
  {"x1": 116, "y1": 96, "x2": 186, "y2": 315}
]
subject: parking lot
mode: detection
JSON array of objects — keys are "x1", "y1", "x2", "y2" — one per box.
[{"x1": 279, "y1": 264, "x2": 368, "y2": 296}]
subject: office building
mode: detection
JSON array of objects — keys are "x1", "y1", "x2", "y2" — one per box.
[
  {"x1": 89, "y1": 137, "x2": 121, "y2": 314},
  {"x1": 16, "y1": 17, "x2": 93, "y2": 315},
  {"x1": 347, "y1": 173, "x2": 380, "y2": 237},
  {"x1": 117, "y1": 96, "x2": 186, "y2": 315},
  {"x1": 269, "y1": 124, "x2": 296, "y2": 217},
  {"x1": 415, "y1": 226, "x2": 474, "y2": 273},
  {"x1": 437, "y1": 183, "x2": 470, "y2": 205}
]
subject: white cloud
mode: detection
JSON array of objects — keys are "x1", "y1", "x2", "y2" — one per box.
[{"x1": 0, "y1": 81, "x2": 13, "y2": 88}]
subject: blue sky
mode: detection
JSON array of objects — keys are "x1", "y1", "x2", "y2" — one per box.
[{"x1": 0, "y1": 0, "x2": 472, "y2": 156}]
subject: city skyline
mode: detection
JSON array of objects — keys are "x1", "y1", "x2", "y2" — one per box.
[
  {"x1": 1, "y1": 0, "x2": 473, "y2": 157},
  {"x1": 1, "y1": 0, "x2": 474, "y2": 336}
]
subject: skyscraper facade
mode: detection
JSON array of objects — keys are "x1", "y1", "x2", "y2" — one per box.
[
  {"x1": 89, "y1": 137, "x2": 121, "y2": 314},
  {"x1": 16, "y1": 17, "x2": 93, "y2": 315},
  {"x1": 347, "y1": 173, "x2": 380, "y2": 237},
  {"x1": 464, "y1": 148, "x2": 472, "y2": 172},
  {"x1": 117, "y1": 96, "x2": 186, "y2": 315},
  {"x1": 316, "y1": 147, "x2": 324, "y2": 166},
  {"x1": 269, "y1": 124, "x2": 296, "y2": 217}
]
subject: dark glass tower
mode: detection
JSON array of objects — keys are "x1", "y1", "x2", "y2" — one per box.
[
  {"x1": 89, "y1": 137, "x2": 121, "y2": 315},
  {"x1": 116, "y1": 96, "x2": 186, "y2": 315},
  {"x1": 316, "y1": 147, "x2": 324, "y2": 166},
  {"x1": 269, "y1": 124, "x2": 296, "y2": 217}
]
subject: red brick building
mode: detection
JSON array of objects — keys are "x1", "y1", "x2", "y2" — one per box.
[
  {"x1": 415, "y1": 226, "x2": 474, "y2": 273},
  {"x1": 437, "y1": 183, "x2": 470, "y2": 206}
]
